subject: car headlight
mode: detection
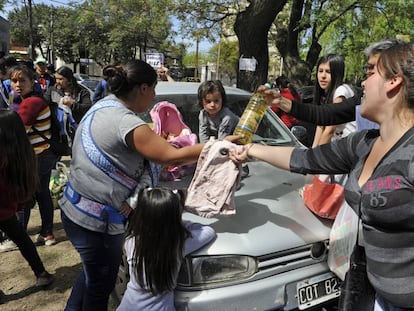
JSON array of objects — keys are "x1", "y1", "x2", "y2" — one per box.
[{"x1": 177, "y1": 255, "x2": 258, "y2": 287}]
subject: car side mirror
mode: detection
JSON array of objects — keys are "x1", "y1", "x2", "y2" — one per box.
[{"x1": 291, "y1": 125, "x2": 307, "y2": 145}]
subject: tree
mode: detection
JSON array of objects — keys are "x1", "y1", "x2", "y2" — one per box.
[
  {"x1": 182, "y1": 51, "x2": 209, "y2": 68},
  {"x1": 176, "y1": 0, "x2": 413, "y2": 90},
  {"x1": 234, "y1": 0, "x2": 286, "y2": 91},
  {"x1": 209, "y1": 40, "x2": 239, "y2": 83},
  {"x1": 0, "y1": 0, "x2": 7, "y2": 12},
  {"x1": 76, "y1": 0, "x2": 175, "y2": 64},
  {"x1": 8, "y1": 0, "x2": 176, "y2": 69},
  {"x1": 320, "y1": 0, "x2": 414, "y2": 84},
  {"x1": 7, "y1": 0, "x2": 413, "y2": 89},
  {"x1": 7, "y1": 4, "x2": 57, "y2": 60},
  {"x1": 174, "y1": 0, "x2": 287, "y2": 90},
  {"x1": 50, "y1": 7, "x2": 83, "y2": 66},
  {"x1": 272, "y1": 0, "x2": 363, "y2": 86}
]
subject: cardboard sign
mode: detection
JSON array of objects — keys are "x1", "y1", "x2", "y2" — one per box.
[{"x1": 145, "y1": 53, "x2": 164, "y2": 69}]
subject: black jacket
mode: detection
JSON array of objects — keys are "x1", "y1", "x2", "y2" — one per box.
[{"x1": 290, "y1": 93, "x2": 361, "y2": 126}]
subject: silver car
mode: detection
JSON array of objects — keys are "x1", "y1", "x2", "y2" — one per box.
[{"x1": 113, "y1": 82, "x2": 340, "y2": 310}]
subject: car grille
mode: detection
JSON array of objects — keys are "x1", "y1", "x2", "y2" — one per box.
[{"x1": 257, "y1": 241, "x2": 329, "y2": 277}]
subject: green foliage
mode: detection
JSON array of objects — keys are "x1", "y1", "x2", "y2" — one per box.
[
  {"x1": 317, "y1": 0, "x2": 414, "y2": 85},
  {"x1": 209, "y1": 40, "x2": 239, "y2": 81},
  {"x1": 8, "y1": 0, "x2": 177, "y2": 67},
  {"x1": 52, "y1": 7, "x2": 84, "y2": 64},
  {"x1": 182, "y1": 51, "x2": 209, "y2": 68},
  {"x1": 173, "y1": 0, "x2": 244, "y2": 55},
  {"x1": 0, "y1": 0, "x2": 7, "y2": 12},
  {"x1": 6, "y1": 0, "x2": 414, "y2": 88}
]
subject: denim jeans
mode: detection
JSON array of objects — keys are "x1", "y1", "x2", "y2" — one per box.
[
  {"x1": 61, "y1": 210, "x2": 124, "y2": 311},
  {"x1": 19, "y1": 152, "x2": 59, "y2": 235},
  {"x1": 0, "y1": 214, "x2": 45, "y2": 276}
]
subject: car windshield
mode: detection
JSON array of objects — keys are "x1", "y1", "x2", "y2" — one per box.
[{"x1": 138, "y1": 91, "x2": 296, "y2": 146}]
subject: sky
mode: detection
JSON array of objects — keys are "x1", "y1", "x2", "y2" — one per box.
[{"x1": 3, "y1": 0, "x2": 212, "y2": 52}]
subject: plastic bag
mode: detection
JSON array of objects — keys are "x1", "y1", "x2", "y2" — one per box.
[
  {"x1": 303, "y1": 175, "x2": 344, "y2": 219},
  {"x1": 327, "y1": 201, "x2": 359, "y2": 280},
  {"x1": 49, "y1": 161, "x2": 69, "y2": 209}
]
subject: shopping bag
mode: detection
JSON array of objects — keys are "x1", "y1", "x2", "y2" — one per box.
[
  {"x1": 303, "y1": 175, "x2": 344, "y2": 219},
  {"x1": 337, "y1": 244, "x2": 375, "y2": 311},
  {"x1": 49, "y1": 161, "x2": 69, "y2": 209},
  {"x1": 327, "y1": 201, "x2": 358, "y2": 280}
]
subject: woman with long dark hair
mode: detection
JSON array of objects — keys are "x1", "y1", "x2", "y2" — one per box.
[
  {"x1": 311, "y1": 54, "x2": 354, "y2": 147},
  {"x1": 44, "y1": 66, "x2": 92, "y2": 123},
  {"x1": 117, "y1": 188, "x2": 215, "y2": 310},
  {"x1": 0, "y1": 108, "x2": 54, "y2": 288},
  {"x1": 10, "y1": 64, "x2": 60, "y2": 246}
]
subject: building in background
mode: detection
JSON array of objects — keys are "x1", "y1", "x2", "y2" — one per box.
[{"x1": 0, "y1": 17, "x2": 10, "y2": 54}]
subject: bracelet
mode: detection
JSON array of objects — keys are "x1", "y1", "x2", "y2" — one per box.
[{"x1": 245, "y1": 143, "x2": 254, "y2": 161}]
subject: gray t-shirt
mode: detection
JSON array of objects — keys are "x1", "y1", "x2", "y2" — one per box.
[
  {"x1": 60, "y1": 96, "x2": 147, "y2": 234},
  {"x1": 198, "y1": 107, "x2": 239, "y2": 142}
]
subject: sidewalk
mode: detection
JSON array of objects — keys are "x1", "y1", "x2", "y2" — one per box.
[{"x1": 0, "y1": 206, "x2": 118, "y2": 310}]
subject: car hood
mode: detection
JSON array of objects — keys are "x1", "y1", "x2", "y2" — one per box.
[{"x1": 162, "y1": 160, "x2": 333, "y2": 257}]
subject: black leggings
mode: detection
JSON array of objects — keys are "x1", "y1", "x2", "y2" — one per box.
[{"x1": 0, "y1": 214, "x2": 45, "y2": 277}]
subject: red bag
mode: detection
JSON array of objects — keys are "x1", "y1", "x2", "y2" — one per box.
[{"x1": 303, "y1": 175, "x2": 344, "y2": 219}]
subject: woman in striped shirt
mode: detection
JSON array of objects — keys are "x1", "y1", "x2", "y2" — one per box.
[
  {"x1": 231, "y1": 40, "x2": 414, "y2": 310},
  {"x1": 10, "y1": 64, "x2": 59, "y2": 247}
]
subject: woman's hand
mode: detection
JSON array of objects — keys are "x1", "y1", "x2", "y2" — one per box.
[
  {"x1": 119, "y1": 201, "x2": 133, "y2": 217},
  {"x1": 257, "y1": 85, "x2": 292, "y2": 113},
  {"x1": 229, "y1": 143, "x2": 253, "y2": 164},
  {"x1": 62, "y1": 96, "x2": 74, "y2": 107},
  {"x1": 223, "y1": 134, "x2": 244, "y2": 144}
]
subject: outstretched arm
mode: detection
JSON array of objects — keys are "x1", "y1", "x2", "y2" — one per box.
[
  {"x1": 260, "y1": 86, "x2": 360, "y2": 126},
  {"x1": 291, "y1": 96, "x2": 359, "y2": 126},
  {"x1": 229, "y1": 143, "x2": 294, "y2": 172}
]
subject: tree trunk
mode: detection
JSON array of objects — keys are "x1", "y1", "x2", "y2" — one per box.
[
  {"x1": 234, "y1": 0, "x2": 287, "y2": 92},
  {"x1": 275, "y1": 0, "x2": 313, "y2": 87}
]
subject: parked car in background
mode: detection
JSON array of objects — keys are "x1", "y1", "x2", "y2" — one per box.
[
  {"x1": 79, "y1": 79, "x2": 100, "y2": 92},
  {"x1": 168, "y1": 67, "x2": 183, "y2": 81},
  {"x1": 73, "y1": 73, "x2": 91, "y2": 82},
  {"x1": 77, "y1": 79, "x2": 100, "y2": 101},
  {"x1": 113, "y1": 82, "x2": 340, "y2": 310}
]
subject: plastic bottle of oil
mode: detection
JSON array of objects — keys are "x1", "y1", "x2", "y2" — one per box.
[{"x1": 233, "y1": 92, "x2": 267, "y2": 144}]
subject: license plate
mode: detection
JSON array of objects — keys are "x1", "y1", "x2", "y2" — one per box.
[{"x1": 296, "y1": 272, "x2": 341, "y2": 310}]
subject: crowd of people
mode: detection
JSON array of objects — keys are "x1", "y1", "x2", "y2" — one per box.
[
  {"x1": 0, "y1": 55, "x2": 92, "y2": 253},
  {"x1": 1, "y1": 38, "x2": 414, "y2": 311}
]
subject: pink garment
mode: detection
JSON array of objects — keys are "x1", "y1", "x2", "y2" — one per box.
[
  {"x1": 185, "y1": 139, "x2": 243, "y2": 218},
  {"x1": 150, "y1": 101, "x2": 198, "y2": 181}
]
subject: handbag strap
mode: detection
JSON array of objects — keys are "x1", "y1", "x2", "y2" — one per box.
[
  {"x1": 80, "y1": 98, "x2": 159, "y2": 190},
  {"x1": 356, "y1": 201, "x2": 362, "y2": 245},
  {"x1": 80, "y1": 99, "x2": 138, "y2": 191}
]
